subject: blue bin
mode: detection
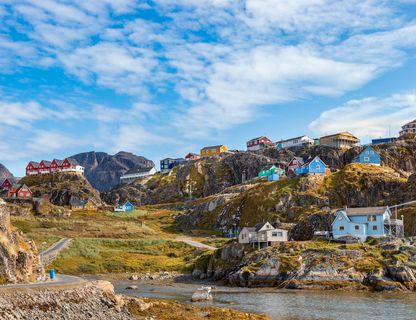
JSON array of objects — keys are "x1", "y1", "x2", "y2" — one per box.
[{"x1": 49, "y1": 269, "x2": 56, "y2": 280}]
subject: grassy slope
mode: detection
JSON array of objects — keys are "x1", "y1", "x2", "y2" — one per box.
[{"x1": 11, "y1": 208, "x2": 204, "y2": 274}]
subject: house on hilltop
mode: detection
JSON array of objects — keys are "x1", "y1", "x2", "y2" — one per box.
[
  {"x1": 25, "y1": 158, "x2": 84, "y2": 176},
  {"x1": 120, "y1": 166, "x2": 157, "y2": 184},
  {"x1": 286, "y1": 157, "x2": 304, "y2": 175},
  {"x1": 50, "y1": 159, "x2": 64, "y2": 173},
  {"x1": 61, "y1": 158, "x2": 84, "y2": 175},
  {"x1": 400, "y1": 119, "x2": 416, "y2": 136},
  {"x1": 319, "y1": 132, "x2": 359, "y2": 149},
  {"x1": 185, "y1": 153, "x2": 200, "y2": 161},
  {"x1": 38, "y1": 160, "x2": 52, "y2": 174},
  {"x1": 7, "y1": 184, "x2": 32, "y2": 199},
  {"x1": 1, "y1": 178, "x2": 13, "y2": 191},
  {"x1": 115, "y1": 201, "x2": 134, "y2": 212},
  {"x1": 246, "y1": 136, "x2": 274, "y2": 151},
  {"x1": 276, "y1": 135, "x2": 314, "y2": 149},
  {"x1": 295, "y1": 156, "x2": 330, "y2": 176},
  {"x1": 239, "y1": 222, "x2": 288, "y2": 248},
  {"x1": 353, "y1": 146, "x2": 381, "y2": 166},
  {"x1": 200, "y1": 145, "x2": 228, "y2": 157},
  {"x1": 160, "y1": 158, "x2": 186, "y2": 173},
  {"x1": 332, "y1": 206, "x2": 403, "y2": 242},
  {"x1": 26, "y1": 161, "x2": 40, "y2": 176}
]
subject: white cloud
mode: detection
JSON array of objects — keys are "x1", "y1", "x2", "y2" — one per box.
[{"x1": 309, "y1": 92, "x2": 416, "y2": 138}]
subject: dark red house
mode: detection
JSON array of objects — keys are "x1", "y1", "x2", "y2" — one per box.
[
  {"x1": 246, "y1": 136, "x2": 274, "y2": 151},
  {"x1": 7, "y1": 184, "x2": 32, "y2": 199},
  {"x1": 286, "y1": 157, "x2": 304, "y2": 175},
  {"x1": 1, "y1": 178, "x2": 12, "y2": 190},
  {"x1": 26, "y1": 161, "x2": 39, "y2": 176},
  {"x1": 38, "y1": 160, "x2": 52, "y2": 174},
  {"x1": 50, "y1": 159, "x2": 64, "y2": 173}
]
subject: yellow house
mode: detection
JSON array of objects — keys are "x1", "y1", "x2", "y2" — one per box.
[
  {"x1": 84, "y1": 200, "x2": 98, "y2": 212},
  {"x1": 200, "y1": 145, "x2": 228, "y2": 157},
  {"x1": 319, "y1": 132, "x2": 359, "y2": 149}
]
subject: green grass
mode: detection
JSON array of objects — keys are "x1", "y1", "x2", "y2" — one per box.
[
  {"x1": 50, "y1": 238, "x2": 197, "y2": 274},
  {"x1": 105, "y1": 209, "x2": 148, "y2": 219}
]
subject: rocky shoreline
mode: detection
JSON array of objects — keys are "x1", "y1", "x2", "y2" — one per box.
[
  {"x1": 192, "y1": 238, "x2": 416, "y2": 292},
  {"x1": 0, "y1": 280, "x2": 269, "y2": 320}
]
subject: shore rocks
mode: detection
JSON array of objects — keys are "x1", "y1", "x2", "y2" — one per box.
[{"x1": 191, "y1": 286, "x2": 213, "y2": 302}]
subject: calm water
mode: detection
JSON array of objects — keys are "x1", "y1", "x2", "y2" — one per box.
[{"x1": 111, "y1": 279, "x2": 416, "y2": 320}]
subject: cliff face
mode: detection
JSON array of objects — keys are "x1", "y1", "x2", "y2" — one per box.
[
  {"x1": 20, "y1": 173, "x2": 101, "y2": 206},
  {"x1": 0, "y1": 203, "x2": 42, "y2": 284},
  {"x1": 193, "y1": 239, "x2": 416, "y2": 291},
  {"x1": 70, "y1": 151, "x2": 154, "y2": 192}
]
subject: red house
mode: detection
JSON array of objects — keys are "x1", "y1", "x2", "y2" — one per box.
[
  {"x1": 26, "y1": 161, "x2": 40, "y2": 176},
  {"x1": 7, "y1": 184, "x2": 32, "y2": 199},
  {"x1": 50, "y1": 159, "x2": 64, "y2": 173},
  {"x1": 38, "y1": 160, "x2": 52, "y2": 174},
  {"x1": 1, "y1": 178, "x2": 13, "y2": 190},
  {"x1": 247, "y1": 136, "x2": 274, "y2": 151},
  {"x1": 287, "y1": 157, "x2": 304, "y2": 175},
  {"x1": 185, "y1": 153, "x2": 200, "y2": 161}
]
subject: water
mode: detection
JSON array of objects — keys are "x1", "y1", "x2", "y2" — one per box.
[{"x1": 111, "y1": 280, "x2": 416, "y2": 320}]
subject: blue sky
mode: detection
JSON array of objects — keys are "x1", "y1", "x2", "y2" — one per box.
[{"x1": 1, "y1": 0, "x2": 416, "y2": 176}]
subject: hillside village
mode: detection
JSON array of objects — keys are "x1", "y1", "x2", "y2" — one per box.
[{"x1": 1, "y1": 119, "x2": 416, "y2": 294}]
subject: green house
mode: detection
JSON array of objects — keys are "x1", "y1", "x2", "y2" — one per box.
[{"x1": 258, "y1": 165, "x2": 284, "y2": 178}]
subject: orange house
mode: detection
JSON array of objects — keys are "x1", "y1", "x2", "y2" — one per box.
[{"x1": 200, "y1": 145, "x2": 228, "y2": 157}]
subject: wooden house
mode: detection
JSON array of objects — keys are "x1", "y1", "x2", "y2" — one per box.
[
  {"x1": 70, "y1": 198, "x2": 85, "y2": 211},
  {"x1": 84, "y1": 200, "x2": 98, "y2": 212},
  {"x1": 26, "y1": 161, "x2": 39, "y2": 176},
  {"x1": 115, "y1": 201, "x2": 134, "y2": 212},
  {"x1": 332, "y1": 206, "x2": 403, "y2": 242},
  {"x1": 239, "y1": 222, "x2": 288, "y2": 247},
  {"x1": 276, "y1": 135, "x2": 314, "y2": 149},
  {"x1": 185, "y1": 153, "x2": 200, "y2": 161},
  {"x1": 286, "y1": 157, "x2": 304, "y2": 175},
  {"x1": 258, "y1": 165, "x2": 284, "y2": 181},
  {"x1": 7, "y1": 184, "x2": 32, "y2": 199},
  {"x1": 353, "y1": 146, "x2": 381, "y2": 166},
  {"x1": 200, "y1": 145, "x2": 228, "y2": 157},
  {"x1": 400, "y1": 119, "x2": 416, "y2": 136},
  {"x1": 50, "y1": 159, "x2": 64, "y2": 172},
  {"x1": 246, "y1": 136, "x2": 274, "y2": 151},
  {"x1": 319, "y1": 132, "x2": 359, "y2": 149},
  {"x1": 1, "y1": 178, "x2": 13, "y2": 191},
  {"x1": 295, "y1": 156, "x2": 330, "y2": 175},
  {"x1": 61, "y1": 158, "x2": 84, "y2": 175},
  {"x1": 160, "y1": 158, "x2": 186, "y2": 173},
  {"x1": 38, "y1": 160, "x2": 51, "y2": 174}
]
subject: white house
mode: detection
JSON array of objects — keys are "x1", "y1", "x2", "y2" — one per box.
[
  {"x1": 120, "y1": 167, "x2": 157, "y2": 184},
  {"x1": 239, "y1": 222, "x2": 288, "y2": 247},
  {"x1": 276, "y1": 135, "x2": 314, "y2": 149}
]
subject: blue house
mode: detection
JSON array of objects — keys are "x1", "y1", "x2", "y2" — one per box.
[
  {"x1": 331, "y1": 206, "x2": 403, "y2": 241},
  {"x1": 353, "y1": 146, "x2": 381, "y2": 166},
  {"x1": 160, "y1": 158, "x2": 186, "y2": 173},
  {"x1": 372, "y1": 138, "x2": 396, "y2": 145},
  {"x1": 295, "y1": 156, "x2": 329, "y2": 175},
  {"x1": 115, "y1": 201, "x2": 135, "y2": 212}
]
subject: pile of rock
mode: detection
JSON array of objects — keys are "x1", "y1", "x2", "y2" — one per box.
[
  {"x1": 191, "y1": 286, "x2": 213, "y2": 302},
  {"x1": 128, "y1": 271, "x2": 179, "y2": 281}
]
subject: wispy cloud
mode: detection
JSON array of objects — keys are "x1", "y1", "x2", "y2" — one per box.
[{"x1": 309, "y1": 92, "x2": 416, "y2": 138}]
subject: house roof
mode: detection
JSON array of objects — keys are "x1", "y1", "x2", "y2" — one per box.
[
  {"x1": 124, "y1": 166, "x2": 155, "y2": 174},
  {"x1": 53, "y1": 159, "x2": 64, "y2": 165},
  {"x1": 65, "y1": 158, "x2": 80, "y2": 166},
  {"x1": 320, "y1": 132, "x2": 359, "y2": 140},
  {"x1": 247, "y1": 136, "x2": 273, "y2": 143},
  {"x1": 276, "y1": 135, "x2": 312, "y2": 144},
  {"x1": 70, "y1": 198, "x2": 86, "y2": 206},
  {"x1": 303, "y1": 156, "x2": 327, "y2": 168},
  {"x1": 201, "y1": 145, "x2": 225, "y2": 151},
  {"x1": 28, "y1": 161, "x2": 39, "y2": 168},
  {"x1": 40, "y1": 160, "x2": 52, "y2": 166},
  {"x1": 345, "y1": 206, "x2": 388, "y2": 216},
  {"x1": 185, "y1": 153, "x2": 199, "y2": 157}
]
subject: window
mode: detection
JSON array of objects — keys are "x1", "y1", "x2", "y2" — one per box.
[
  {"x1": 364, "y1": 157, "x2": 370, "y2": 161},
  {"x1": 316, "y1": 165, "x2": 321, "y2": 169},
  {"x1": 339, "y1": 226, "x2": 345, "y2": 231},
  {"x1": 355, "y1": 225, "x2": 360, "y2": 230},
  {"x1": 368, "y1": 215, "x2": 376, "y2": 222},
  {"x1": 277, "y1": 232, "x2": 283, "y2": 237},
  {"x1": 272, "y1": 232, "x2": 278, "y2": 237},
  {"x1": 372, "y1": 226, "x2": 378, "y2": 231}
]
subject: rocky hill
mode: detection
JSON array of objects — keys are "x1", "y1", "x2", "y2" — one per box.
[
  {"x1": 193, "y1": 238, "x2": 416, "y2": 292},
  {"x1": 70, "y1": 151, "x2": 154, "y2": 192},
  {"x1": 0, "y1": 163, "x2": 14, "y2": 181},
  {"x1": 0, "y1": 203, "x2": 42, "y2": 284},
  {"x1": 176, "y1": 163, "x2": 416, "y2": 236},
  {"x1": 103, "y1": 139, "x2": 416, "y2": 207},
  {"x1": 20, "y1": 173, "x2": 101, "y2": 206}
]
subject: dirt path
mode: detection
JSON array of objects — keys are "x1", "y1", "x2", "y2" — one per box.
[
  {"x1": 175, "y1": 237, "x2": 216, "y2": 250},
  {"x1": 0, "y1": 275, "x2": 85, "y2": 291}
]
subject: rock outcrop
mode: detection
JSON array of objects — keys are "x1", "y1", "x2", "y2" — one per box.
[
  {"x1": 0, "y1": 203, "x2": 42, "y2": 284},
  {"x1": 193, "y1": 238, "x2": 416, "y2": 291},
  {"x1": 20, "y1": 172, "x2": 101, "y2": 206},
  {"x1": 0, "y1": 163, "x2": 14, "y2": 181},
  {"x1": 70, "y1": 151, "x2": 154, "y2": 192}
]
